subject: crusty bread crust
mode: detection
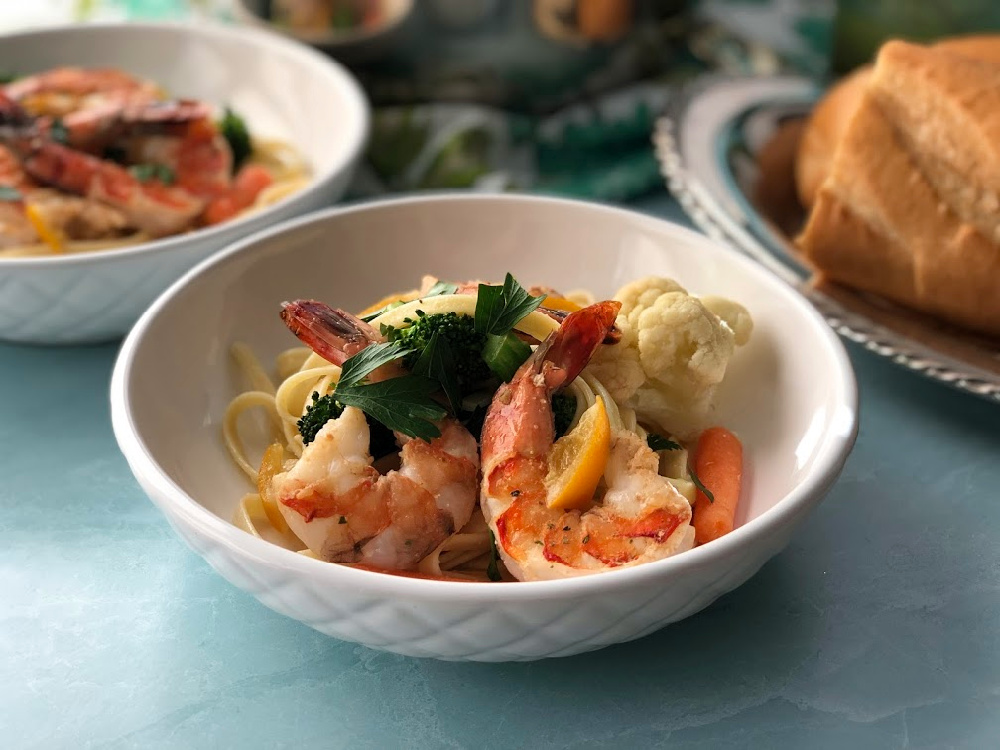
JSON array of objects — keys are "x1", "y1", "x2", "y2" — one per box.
[{"x1": 797, "y1": 58, "x2": 1000, "y2": 336}]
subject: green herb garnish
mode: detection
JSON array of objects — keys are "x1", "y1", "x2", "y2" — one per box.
[
  {"x1": 474, "y1": 273, "x2": 545, "y2": 336},
  {"x1": 219, "y1": 106, "x2": 252, "y2": 172},
  {"x1": 0, "y1": 186, "x2": 22, "y2": 202},
  {"x1": 49, "y1": 118, "x2": 69, "y2": 145},
  {"x1": 410, "y1": 330, "x2": 462, "y2": 415},
  {"x1": 336, "y1": 341, "x2": 408, "y2": 389},
  {"x1": 689, "y1": 466, "x2": 715, "y2": 503},
  {"x1": 129, "y1": 163, "x2": 176, "y2": 185},
  {"x1": 647, "y1": 433, "x2": 682, "y2": 452},
  {"x1": 334, "y1": 376, "x2": 446, "y2": 441}
]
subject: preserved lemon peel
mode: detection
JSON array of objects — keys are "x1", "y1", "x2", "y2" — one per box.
[{"x1": 545, "y1": 396, "x2": 611, "y2": 511}]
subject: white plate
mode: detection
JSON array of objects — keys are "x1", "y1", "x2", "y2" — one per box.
[
  {"x1": 654, "y1": 75, "x2": 1000, "y2": 403},
  {"x1": 0, "y1": 22, "x2": 369, "y2": 344},
  {"x1": 110, "y1": 194, "x2": 857, "y2": 661}
]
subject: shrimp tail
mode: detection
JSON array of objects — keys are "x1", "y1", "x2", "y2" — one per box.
[
  {"x1": 280, "y1": 299, "x2": 383, "y2": 366},
  {"x1": 537, "y1": 299, "x2": 621, "y2": 385}
]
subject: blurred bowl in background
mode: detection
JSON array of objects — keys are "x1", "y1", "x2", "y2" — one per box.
[
  {"x1": 232, "y1": 0, "x2": 416, "y2": 64},
  {"x1": 0, "y1": 22, "x2": 369, "y2": 345}
]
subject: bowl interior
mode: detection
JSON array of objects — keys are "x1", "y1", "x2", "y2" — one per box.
[
  {"x1": 121, "y1": 196, "x2": 855, "y2": 553},
  {"x1": 0, "y1": 24, "x2": 362, "y2": 185}
]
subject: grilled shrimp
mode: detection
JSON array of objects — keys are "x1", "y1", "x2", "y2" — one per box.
[
  {"x1": 480, "y1": 302, "x2": 694, "y2": 581},
  {"x1": 3, "y1": 67, "x2": 161, "y2": 118},
  {"x1": 271, "y1": 300, "x2": 480, "y2": 570}
]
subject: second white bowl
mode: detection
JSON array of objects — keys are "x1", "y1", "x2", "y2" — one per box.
[{"x1": 0, "y1": 22, "x2": 369, "y2": 344}]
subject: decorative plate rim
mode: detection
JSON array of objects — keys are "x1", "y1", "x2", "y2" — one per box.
[{"x1": 653, "y1": 74, "x2": 1000, "y2": 404}]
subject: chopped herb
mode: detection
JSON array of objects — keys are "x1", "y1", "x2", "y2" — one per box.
[
  {"x1": 563, "y1": 526, "x2": 570, "y2": 531},
  {"x1": 337, "y1": 341, "x2": 408, "y2": 389},
  {"x1": 0, "y1": 186, "x2": 22, "y2": 202},
  {"x1": 510, "y1": 490, "x2": 521, "y2": 497},
  {"x1": 49, "y1": 118, "x2": 69, "y2": 145},
  {"x1": 338, "y1": 516, "x2": 347, "y2": 524},
  {"x1": 474, "y1": 273, "x2": 545, "y2": 336},
  {"x1": 0, "y1": 72, "x2": 17, "y2": 84},
  {"x1": 219, "y1": 106, "x2": 252, "y2": 171},
  {"x1": 404, "y1": 539, "x2": 413, "y2": 547},
  {"x1": 647, "y1": 433, "x2": 682, "y2": 452},
  {"x1": 534, "y1": 540, "x2": 543, "y2": 545},
  {"x1": 582, "y1": 535, "x2": 590, "y2": 544},
  {"x1": 689, "y1": 465, "x2": 715, "y2": 503},
  {"x1": 334, "y1": 375, "x2": 446, "y2": 441},
  {"x1": 129, "y1": 163, "x2": 175, "y2": 185},
  {"x1": 486, "y1": 530, "x2": 502, "y2": 581},
  {"x1": 409, "y1": 329, "x2": 462, "y2": 414}
]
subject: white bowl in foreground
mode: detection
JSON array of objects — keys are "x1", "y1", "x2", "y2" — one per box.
[
  {"x1": 0, "y1": 22, "x2": 368, "y2": 344},
  {"x1": 110, "y1": 194, "x2": 858, "y2": 661}
]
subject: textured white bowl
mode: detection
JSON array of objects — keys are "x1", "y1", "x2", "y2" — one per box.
[
  {"x1": 110, "y1": 194, "x2": 858, "y2": 661},
  {"x1": 0, "y1": 22, "x2": 368, "y2": 344}
]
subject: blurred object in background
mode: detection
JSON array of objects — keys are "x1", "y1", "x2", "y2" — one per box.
[
  {"x1": 356, "y1": 83, "x2": 672, "y2": 201},
  {"x1": 237, "y1": 0, "x2": 692, "y2": 112},
  {"x1": 831, "y1": 0, "x2": 1000, "y2": 73},
  {"x1": 690, "y1": 0, "x2": 835, "y2": 77}
]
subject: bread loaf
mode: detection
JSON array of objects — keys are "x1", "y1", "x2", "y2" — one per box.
[
  {"x1": 796, "y1": 41, "x2": 1000, "y2": 336},
  {"x1": 795, "y1": 34, "x2": 1000, "y2": 212}
]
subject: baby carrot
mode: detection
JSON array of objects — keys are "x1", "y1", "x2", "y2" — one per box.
[{"x1": 691, "y1": 426, "x2": 743, "y2": 545}]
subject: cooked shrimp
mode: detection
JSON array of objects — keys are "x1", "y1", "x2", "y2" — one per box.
[
  {"x1": 272, "y1": 300, "x2": 480, "y2": 570},
  {"x1": 3, "y1": 136, "x2": 203, "y2": 237},
  {"x1": 4, "y1": 67, "x2": 161, "y2": 119},
  {"x1": 480, "y1": 302, "x2": 695, "y2": 581},
  {"x1": 125, "y1": 118, "x2": 233, "y2": 200}
]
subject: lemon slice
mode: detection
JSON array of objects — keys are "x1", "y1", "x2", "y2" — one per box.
[
  {"x1": 545, "y1": 396, "x2": 611, "y2": 511},
  {"x1": 25, "y1": 203, "x2": 64, "y2": 253}
]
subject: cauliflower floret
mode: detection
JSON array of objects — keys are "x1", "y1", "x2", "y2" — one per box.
[
  {"x1": 585, "y1": 277, "x2": 752, "y2": 439},
  {"x1": 616, "y1": 277, "x2": 687, "y2": 329}
]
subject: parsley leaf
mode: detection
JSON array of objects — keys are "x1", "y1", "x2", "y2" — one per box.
[
  {"x1": 474, "y1": 273, "x2": 545, "y2": 336},
  {"x1": 410, "y1": 330, "x2": 462, "y2": 414},
  {"x1": 334, "y1": 375, "x2": 446, "y2": 441},
  {"x1": 647, "y1": 433, "x2": 682, "y2": 452},
  {"x1": 129, "y1": 163, "x2": 176, "y2": 185},
  {"x1": 689, "y1": 466, "x2": 715, "y2": 503},
  {"x1": 487, "y1": 530, "x2": 502, "y2": 581},
  {"x1": 0, "y1": 186, "x2": 22, "y2": 202},
  {"x1": 425, "y1": 280, "x2": 458, "y2": 297},
  {"x1": 336, "y1": 341, "x2": 408, "y2": 389},
  {"x1": 49, "y1": 118, "x2": 69, "y2": 145}
]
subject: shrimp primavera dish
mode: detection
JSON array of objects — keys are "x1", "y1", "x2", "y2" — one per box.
[
  {"x1": 224, "y1": 275, "x2": 754, "y2": 582},
  {"x1": 0, "y1": 67, "x2": 309, "y2": 257}
]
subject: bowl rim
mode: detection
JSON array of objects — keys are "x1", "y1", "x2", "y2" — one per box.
[
  {"x1": 0, "y1": 20, "x2": 370, "y2": 269},
  {"x1": 110, "y1": 192, "x2": 859, "y2": 603}
]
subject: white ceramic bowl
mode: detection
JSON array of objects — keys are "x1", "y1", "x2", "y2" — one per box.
[
  {"x1": 0, "y1": 22, "x2": 368, "y2": 344},
  {"x1": 110, "y1": 194, "x2": 858, "y2": 661}
]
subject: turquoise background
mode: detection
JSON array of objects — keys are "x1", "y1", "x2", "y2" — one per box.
[{"x1": 3, "y1": 196, "x2": 999, "y2": 748}]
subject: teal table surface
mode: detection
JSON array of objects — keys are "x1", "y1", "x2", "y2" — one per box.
[{"x1": 2, "y1": 195, "x2": 999, "y2": 750}]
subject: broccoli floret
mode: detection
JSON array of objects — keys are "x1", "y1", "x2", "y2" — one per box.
[
  {"x1": 298, "y1": 392, "x2": 344, "y2": 445},
  {"x1": 552, "y1": 392, "x2": 577, "y2": 439},
  {"x1": 391, "y1": 312, "x2": 491, "y2": 385},
  {"x1": 297, "y1": 392, "x2": 398, "y2": 458}
]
